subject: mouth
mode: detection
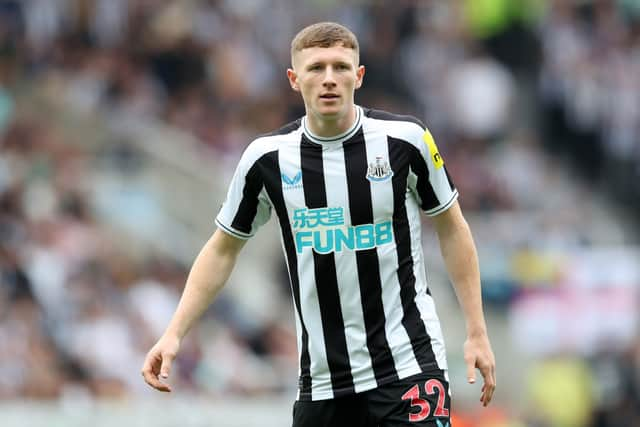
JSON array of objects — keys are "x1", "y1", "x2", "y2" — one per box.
[{"x1": 319, "y1": 93, "x2": 340, "y2": 100}]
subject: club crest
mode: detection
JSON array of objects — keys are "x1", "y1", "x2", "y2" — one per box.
[{"x1": 366, "y1": 156, "x2": 394, "y2": 182}]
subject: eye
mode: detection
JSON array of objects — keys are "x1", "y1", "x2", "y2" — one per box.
[
  {"x1": 337, "y1": 63, "x2": 351, "y2": 71},
  {"x1": 308, "y1": 64, "x2": 322, "y2": 71}
]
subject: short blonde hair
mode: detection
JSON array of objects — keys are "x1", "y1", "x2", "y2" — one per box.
[{"x1": 290, "y1": 22, "x2": 359, "y2": 64}]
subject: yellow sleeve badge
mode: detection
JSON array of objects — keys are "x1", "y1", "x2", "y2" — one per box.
[{"x1": 422, "y1": 129, "x2": 444, "y2": 169}]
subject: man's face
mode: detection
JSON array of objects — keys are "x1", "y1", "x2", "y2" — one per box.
[{"x1": 288, "y1": 44, "x2": 365, "y2": 120}]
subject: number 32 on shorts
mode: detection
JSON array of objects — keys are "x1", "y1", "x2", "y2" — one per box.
[{"x1": 401, "y1": 379, "x2": 449, "y2": 422}]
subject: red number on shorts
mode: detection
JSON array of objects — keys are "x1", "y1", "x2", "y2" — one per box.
[
  {"x1": 401, "y1": 384, "x2": 430, "y2": 422},
  {"x1": 425, "y1": 379, "x2": 449, "y2": 417},
  {"x1": 402, "y1": 379, "x2": 449, "y2": 422}
]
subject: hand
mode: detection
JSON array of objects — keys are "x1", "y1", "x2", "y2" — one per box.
[
  {"x1": 463, "y1": 332, "x2": 496, "y2": 407},
  {"x1": 141, "y1": 334, "x2": 181, "y2": 392}
]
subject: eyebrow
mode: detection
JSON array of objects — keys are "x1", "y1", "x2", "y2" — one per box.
[{"x1": 306, "y1": 60, "x2": 353, "y2": 68}]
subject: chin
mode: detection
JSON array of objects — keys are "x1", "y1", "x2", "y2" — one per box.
[
  {"x1": 315, "y1": 105, "x2": 345, "y2": 118},
  {"x1": 318, "y1": 110, "x2": 340, "y2": 118}
]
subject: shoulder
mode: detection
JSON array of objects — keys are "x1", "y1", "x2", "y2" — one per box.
[
  {"x1": 362, "y1": 107, "x2": 426, "y2": 129},
  {"x1": 256, "y1": 118, "x2": 303, "y2": 138},
  {"x1": 362, "y1": 107, "x2": 427, "y2": 148},
  {"x1": 241, "y1": 118, "x2": 303, "y2": 165}
]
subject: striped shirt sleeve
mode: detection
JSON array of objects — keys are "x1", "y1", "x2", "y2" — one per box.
[
  {"x1": 408, "y1": 127, "x2": 458, "y2": 216},
  {"x1": 215, "y1": 144, "x2": 272, "y2": 239}
]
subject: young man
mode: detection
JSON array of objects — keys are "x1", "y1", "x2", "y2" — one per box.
[{"x1": 142, "y1": 22, "x2": 496, "y2": 426}]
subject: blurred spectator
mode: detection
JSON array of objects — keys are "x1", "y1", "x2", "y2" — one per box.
[
  {"x1": 526, "y1": 356, "x2": 595, "y2": 427},
  {"x1": 444, "y1": 47, "x2": 515, "y2": 141}
]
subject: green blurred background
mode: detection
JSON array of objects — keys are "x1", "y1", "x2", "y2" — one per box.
[{"x1": 0, "y1": 1, "x2": 639, "y2": 426}]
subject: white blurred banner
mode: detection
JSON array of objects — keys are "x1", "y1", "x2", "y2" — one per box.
[{"x1": 1, "y1": 397, "x2": 292, "y2": 427}]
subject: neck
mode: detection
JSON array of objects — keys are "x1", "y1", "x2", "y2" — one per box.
[{"x1": 305, "y1": 105, "x2": 357, "y2": 138}]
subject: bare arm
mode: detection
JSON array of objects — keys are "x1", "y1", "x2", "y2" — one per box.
[
  {"x1": 431, "y1": 201, "x2": 496, "y2": 406},
  {"x1": 141, "y1": 228, "x2": 246, "y2": 392}
]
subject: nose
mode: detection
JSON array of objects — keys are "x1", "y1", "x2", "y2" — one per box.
[{"x1": 322, "y1": 67, "x2": 337, "y2": 86}]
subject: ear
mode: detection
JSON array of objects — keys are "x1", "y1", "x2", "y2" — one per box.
[
  {"x1": 354, "y1": 65, "x2": 365, "y2": 90},
  {"x1": 287, "y1": 68, "x2": 300, "y2": 92}
]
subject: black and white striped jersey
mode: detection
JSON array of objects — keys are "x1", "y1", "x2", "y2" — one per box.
[{"x1": 216, "y1": 105, "x2": 458, "y2": 401}]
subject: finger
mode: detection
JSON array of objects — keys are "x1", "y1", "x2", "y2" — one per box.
[
  {"x1": 480, "y1": 368, "x2": 496, "y2": 406},
  {"x1": 142, "y1": 356, "x2": 172, "y2": 392},
  {"x1": 147, "y1": 375, "x2": 172, "y2": 392},
  {"x1": 160, "y1": 353, "x2": 175, "y2": 379},
  {"x1": 481, "y1": 384, "x2": 494, "y2": 406},
  {"x1": 142, "y1": 368, "x2": 172, "y2": 392},
  {"x1": 488, "y1": 363, "x2": 496, "y2": 386},
  {"x1": 486, "y1": 376, "x2": 496, "y2": 404},
  {"x1": 142, "y1": 365, "x2": 172, "y2": 392},
  {"x1": 465, "y1": 358, "x2": 476, "y2": 384},
  {"x1": 492, "y1": 365, "x2": 497, "y2": 389},
  {"x1": 485, "y1": 385, "x2": 495, "y2": 405},
  {"x1": 478, "y1": 363, "x2": 493, "y2": 389}
]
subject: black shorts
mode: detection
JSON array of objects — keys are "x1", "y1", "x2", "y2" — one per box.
[{"x1": 292, "y1": 370, "x2": 451, "y2": 427}]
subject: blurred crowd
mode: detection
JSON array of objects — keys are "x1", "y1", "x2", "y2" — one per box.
[
  {"x1": 538, "y1": 0, "x2": 640, "y2": 215},
  {"x1": 1, "y1": 1, "x2": 639, "y2": 426}
]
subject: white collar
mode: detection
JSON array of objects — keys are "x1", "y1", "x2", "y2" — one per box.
[{"x1": 302, "y1": 105, "x2": 363, "y2": 145}]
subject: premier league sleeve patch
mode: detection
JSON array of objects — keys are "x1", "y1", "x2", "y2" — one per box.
[{"x1": 422, "y1": 130, "x2": 444, "y2": 169}]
